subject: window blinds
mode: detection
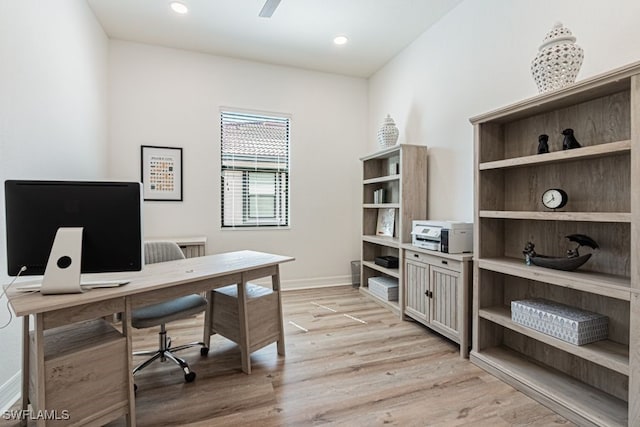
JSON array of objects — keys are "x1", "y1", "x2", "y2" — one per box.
[{"x1": 221, "y1": 111, "x2": 290, "y2": 227}]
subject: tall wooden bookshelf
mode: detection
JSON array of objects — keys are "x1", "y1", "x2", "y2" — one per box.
[
  {"x1": 360, "y1": 144, "x2": 427, "y2": 315},
  {"x1": 470, "y1": 61, "x2": 640, "y2": 426}
]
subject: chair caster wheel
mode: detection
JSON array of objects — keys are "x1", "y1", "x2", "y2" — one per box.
[
  {"x1": 185, "y1": 371, "x2": 196, "y2": 382},
  {"x1": 200, "y1": 347, "x2": 209, "y2": 356}
]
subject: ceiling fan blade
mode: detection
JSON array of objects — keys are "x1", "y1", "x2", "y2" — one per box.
[{"x1": 259, "y1": 0, "x2": 281, "y2": 17}]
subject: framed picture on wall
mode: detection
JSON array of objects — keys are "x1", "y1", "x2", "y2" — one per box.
[{"x1": 141, "y1": 145, "x2": 183, "y2": 201}]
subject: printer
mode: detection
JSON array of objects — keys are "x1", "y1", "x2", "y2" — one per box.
[{"x1": 411, "y1": 220, "x2": 473, "y2": 253}]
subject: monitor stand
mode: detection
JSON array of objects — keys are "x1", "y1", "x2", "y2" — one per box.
[{"x1": 41, "y1": 227, "x2": 84, "y2": 295}]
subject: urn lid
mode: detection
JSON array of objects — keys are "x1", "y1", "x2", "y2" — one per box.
[
  {"x1": 539, "y1": 22, "x2": 577, "y2": 50},
  {"x1": 383, "y1": 114, "x2": 396, "y2": 125}
]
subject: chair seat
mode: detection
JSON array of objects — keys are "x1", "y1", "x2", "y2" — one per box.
[{"x1": 132, "y1": 294, "x2": 207, "y2": 329}]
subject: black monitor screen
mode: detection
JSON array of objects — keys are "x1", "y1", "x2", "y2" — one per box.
[{"x1": 5, "y1": 180, "x2": 143, "y2": 276}]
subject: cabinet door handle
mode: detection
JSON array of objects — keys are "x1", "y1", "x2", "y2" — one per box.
[
  {"x1": 424, "y1": 290, "x2": 429, "y2": 296},
  {"x1": 441, "y1": 260, "x2": 448, "y2": 265},
  {"x1": 414, "y1": 254, "x2": 419, "y2": 258}
]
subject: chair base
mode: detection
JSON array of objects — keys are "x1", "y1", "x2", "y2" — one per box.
[{"x1": 133, "y1": 324, "x2": 208, "y2": 383}]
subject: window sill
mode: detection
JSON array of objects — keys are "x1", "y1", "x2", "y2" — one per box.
[{"x1": 220, "y1": 226, "x2": 291, "y2": 231}]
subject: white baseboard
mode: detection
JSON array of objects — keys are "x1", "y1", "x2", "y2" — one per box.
[
  {"x1": 282, "y1": 275, "x2": 353, "y2": 290},
  {"x1": 0, "y1": 370, "x2": 21, "y2": 413},
  {"x1": 251, "y1": 274, "x2": 354, "y2": 290}
]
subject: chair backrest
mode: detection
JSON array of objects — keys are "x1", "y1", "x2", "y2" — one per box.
[{"x1": 144, "y1": 241, "x2": 185, "y2": 265}]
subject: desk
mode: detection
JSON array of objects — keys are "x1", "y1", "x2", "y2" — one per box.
[{"x1": 6, "y1": 250, "x2": 294, "y2": 427}]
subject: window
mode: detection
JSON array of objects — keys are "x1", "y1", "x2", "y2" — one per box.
[{"x1": 221, "y1": 110, "x2": 290, "y2": 228}]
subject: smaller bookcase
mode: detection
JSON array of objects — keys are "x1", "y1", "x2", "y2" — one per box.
[{"x1": 360, "y1": 144, "x2": 427, "y2": 315}]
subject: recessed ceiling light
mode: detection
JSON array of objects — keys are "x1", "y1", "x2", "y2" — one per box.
[
  {"x1": 333, "y1": 35, "x2": 349, "y2": 45},
  {"x1": 170, "y1": 2, "x2": 188, "y2": 14}
]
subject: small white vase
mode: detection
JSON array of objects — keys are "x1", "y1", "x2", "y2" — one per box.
[
  {"x1": 531, "y1": 22, "x2": 584, "y2": 93},
  {"x1": 377, "y1": 114, "x2": 399, "y2": 149}
]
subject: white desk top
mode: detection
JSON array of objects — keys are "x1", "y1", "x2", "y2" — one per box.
[{"x1": 6, "y1": 250, "x2": 294, "y2": 317}]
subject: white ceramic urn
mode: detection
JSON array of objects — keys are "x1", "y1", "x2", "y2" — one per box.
[
  {"x1": 531, "y1": 22, "x2": 584, "y2": 93},
  {"x1": 377, "y1": 114, "x2": 399, "y2": 149}
]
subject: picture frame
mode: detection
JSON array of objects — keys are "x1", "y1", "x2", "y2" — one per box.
[
  {"x1": 141, "y1": 145, "x2": 183, "y2": 201},
  {"x1": 376, "y1": 208, "x2": 396, "y2": 237}
]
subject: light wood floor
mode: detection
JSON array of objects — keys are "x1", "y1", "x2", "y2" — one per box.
[{"x1": 3, "y1": 286, "x2": 573, "y2": 426}]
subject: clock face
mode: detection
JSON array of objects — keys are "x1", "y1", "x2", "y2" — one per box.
[{"x1": 542, "y1": 188, "x2": 568, "y2": 209}]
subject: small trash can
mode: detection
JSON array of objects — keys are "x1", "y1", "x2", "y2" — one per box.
[{"x1": 350, "y1": 260, "x2": 361, "y2": 287}]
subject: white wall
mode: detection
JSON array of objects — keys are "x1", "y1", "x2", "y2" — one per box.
[
  {"x1": 6, "y1": 0, "x2": 639, "y2": 411},
  {"x1": 108, "y1": 41, "x2": 367, "y2": 288},
  {"x1": 369, "y1": 0, "x2": 640, "y2": 222},
  {"x1": 0, "y1": 0, "x2": 108, "y2": 411}
]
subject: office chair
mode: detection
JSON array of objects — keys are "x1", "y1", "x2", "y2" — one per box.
[{"x1": 132, "y1": 241, "x2": 208, "y2": 383}]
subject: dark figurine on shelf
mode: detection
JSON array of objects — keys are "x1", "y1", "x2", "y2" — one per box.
[
  {"x1": 522, "y1": 234, "x2": 599, "y2": 271},
  {"x1": 523, "y1": 241, "x2": 536, "y2": 257},
  {"x1": 537, "y1": 134, "x2": 549, "y2": 154},
  {"x1": 566, "y1": 234, "x2": 598, "y2": 258},
  {"x1": 567, "y1": 248, "x2": 579, "y2": 258},
  {"x1": 562, "y1": 128, "x2": 581, "y2": 150},
  {"x1": 523, "y1": 241, "x2": 536, "y2": 265}
]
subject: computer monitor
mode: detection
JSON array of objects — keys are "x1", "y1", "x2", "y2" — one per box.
[{"x1": 5, "y1": 180, "x2": 143, "y2": 293}]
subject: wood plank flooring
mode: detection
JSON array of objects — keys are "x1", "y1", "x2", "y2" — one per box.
[{"x1": 2, "y1": 286, "x2": 573, "y2": 426}]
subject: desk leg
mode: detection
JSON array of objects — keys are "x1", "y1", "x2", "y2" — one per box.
[
  {"x1": 122, "y1": 298, "x2": 137, "y2": 427},
  {"x1": 237, "y1": 274, "x2": 251, "y2": 374},
  {"x1": 33, "y1": 315, "x2": 45, "y2": 427},
  {"x1": 202, "y1": 291, "x2": 212, "y2": 351},
  {"x1": 272, "y1": 265, "x2": 285, "y2": 356},
  {"x1": 20, "y1": 316, "x2": 29, "y2": 427}
]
